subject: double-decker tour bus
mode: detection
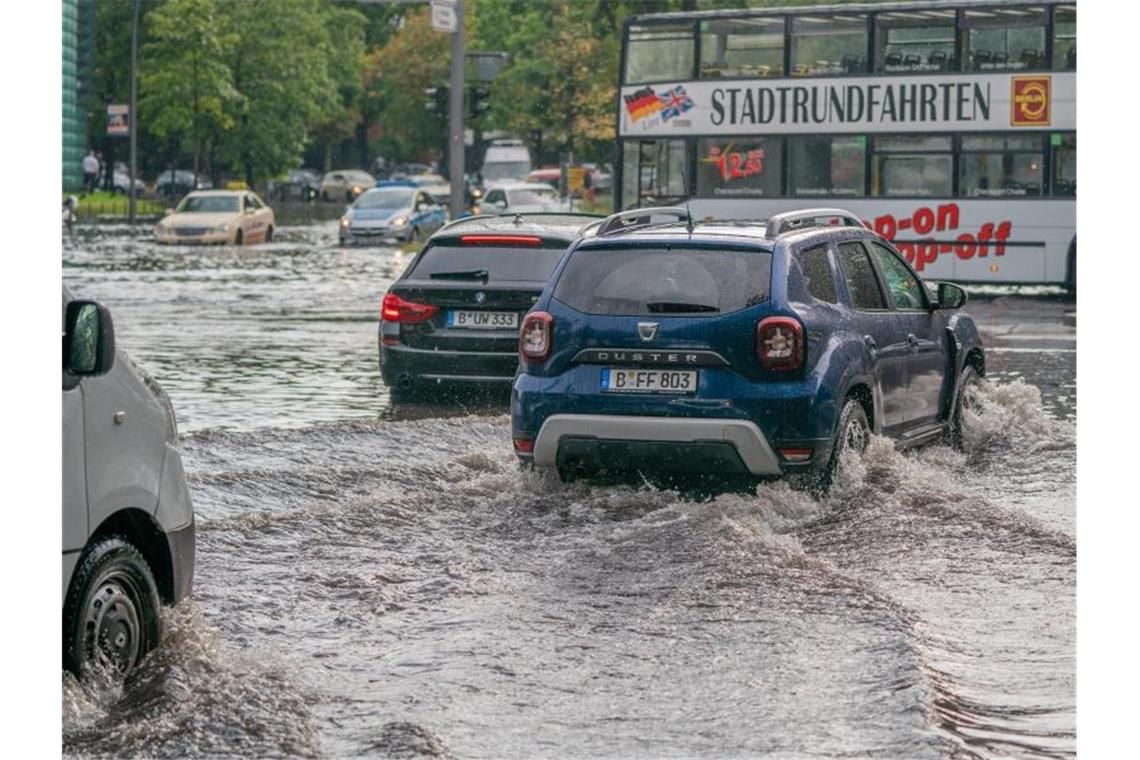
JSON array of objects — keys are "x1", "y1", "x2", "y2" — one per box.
[{"x1": 616, "y1": 0, "x2": 1076, "y2": 289}]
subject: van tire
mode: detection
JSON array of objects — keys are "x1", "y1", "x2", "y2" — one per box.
[{"x1": 63, "y1": 537, "x2": 162, "y2": 683}]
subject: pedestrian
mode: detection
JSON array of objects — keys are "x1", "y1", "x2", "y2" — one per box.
[
  {"x1": 83, "y1": 150, "x2": 99, "y2": 194},
  {"x1": 583, "y1": 167, "x2": 595, "y2": 204}
]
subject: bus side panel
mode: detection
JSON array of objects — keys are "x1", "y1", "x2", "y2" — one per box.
[{"x1": 688, "y1": 198, "x2": 1075, "y2": 286}]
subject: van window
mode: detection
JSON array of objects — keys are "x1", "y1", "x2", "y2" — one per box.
[{"x1": 553, "y1": 247, "x2": 771, "y2": 316}]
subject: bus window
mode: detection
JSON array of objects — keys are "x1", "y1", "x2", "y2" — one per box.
[
  {"x1": 789, "y1": 14, "x2": 868, "y2": 77},
  {"x1": 871, "y1": 136, "x2": 952, "y2": 198},
  {"x1": 624, "y1": 23, "x2": 695, "y2": 85},
  {"x1": 788, "y1": 136, "x2": 866, "y2": 197},
  {"x1": 960, "y1": 134, "x2": 1045, "y2": 198},
  {"x1": 1053, "y1": 6, "x2": 1076, "y2": 69},
  {"x1": 696, "y1": 138, "x2": 783, "y2": 198},
  {"x1": 963, "y1": 6, "x2": 1047, "y2": 71},
  {"x1": 700, "y1": 17, "x2": 784, "y2": 79},
  {"x1": 1051, "y1": 133, "x2": 1076, "y2": 197},
  {"x1": 622, "y1": 139, "x2": 687, "y2": 208},
  {"x1": 875, "y1": 9, "x2": 956, "y2": 73}
]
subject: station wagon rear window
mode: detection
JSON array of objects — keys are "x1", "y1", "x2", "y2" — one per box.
[
  {"x1": 553, "y1": 247, "x2": 771, "y2": 315},
  {"x1": 408, "y1": 245, "x2": 567, "y2": 283}
]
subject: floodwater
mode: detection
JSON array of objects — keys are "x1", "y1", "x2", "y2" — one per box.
[{"x1": 62, "y1": 221, "x2": 1075, "y2": 759}]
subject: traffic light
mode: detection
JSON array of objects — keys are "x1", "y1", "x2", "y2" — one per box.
[
  {"x1": 424, "y1": 86, "x2": 448, "y2": 120},
  {"x1": 470, "y1": 85, "x2": 491, "y2": 120}
]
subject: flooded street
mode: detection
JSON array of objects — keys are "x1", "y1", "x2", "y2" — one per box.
[{"x1": 62, "y1": 221, "x2": 1075, "y2": 759}]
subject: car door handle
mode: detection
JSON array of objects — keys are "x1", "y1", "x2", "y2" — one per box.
[
  {"x1": 863, "y1": 335, "x2": 877, "y2": 350},
  {"x1": 907, "y1": 333, "x2": 919, "y2": 347}
]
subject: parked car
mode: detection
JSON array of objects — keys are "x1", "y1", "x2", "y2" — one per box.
[
  {"x1": 511, "y1": 207, "x2": 984, "y2": 490},
  {"x1": 62, "y1": 286, "x2": 195, "y2": 682},
  {"x1": 155, "y1": 169, "x2": 211, "y2": 199},
  {"x1": 112, "y1": 170, "x2": 145, "y2": 196},
  {"x1": 155, "y1": 189, "x2": 275, "y2": 245},
  {"x1": 320, "y1": 169, "x2": 375, "y2": 202},
  {"x1": 525, "y1": 167, "x2": 561, "y2": 186},
  {"x1": 339, "y1": 186, "x2": 445, "y2": 245},
  {"x1": 478, "y1": 182, "x2": 571, "y2": 215},
  {"x1": 585, "y1": 162, "x2": 613, "y2": 192},
  {"x1": 272, "y1": 168, "x2": 321, "y2": 201},
  {"x1": 378, "y1": 213, "x2": 603, "y2": 397}
]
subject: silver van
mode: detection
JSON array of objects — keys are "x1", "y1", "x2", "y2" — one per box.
[{"x1": 62, "y1": 286, "x2": 195, "y2": 682}]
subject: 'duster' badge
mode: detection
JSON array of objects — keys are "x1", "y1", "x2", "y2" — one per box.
[{"x1": 1010, "y1": 75, "x2": 1051, "y2": 126}]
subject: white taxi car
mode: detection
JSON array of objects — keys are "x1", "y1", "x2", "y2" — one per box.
[{"x1": 155, "y1": 190, "x2": 275, "y2": 246}]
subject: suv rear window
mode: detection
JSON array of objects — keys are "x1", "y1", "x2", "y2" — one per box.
[
  {"x1": 553, "y1": 247, "x2": 771, "y2": 315},
  {"x1": 407, "y1": 244, "x2": 567, "y2": 283}
]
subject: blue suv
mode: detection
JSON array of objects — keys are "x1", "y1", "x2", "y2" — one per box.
[{"x1": 511, "y1": 208, "x2": 985, "y2": 489}]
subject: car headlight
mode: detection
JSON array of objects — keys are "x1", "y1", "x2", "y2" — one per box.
[
  {"x1": 391, "y1": 215, "x2": 408, "y2": 227},
  {"x1": 340, "y1": 216, "x2": 350, "y2": 227}
]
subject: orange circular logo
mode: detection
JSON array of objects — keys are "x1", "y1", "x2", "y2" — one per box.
[{"x1": 1019, "y1": 82, "x2": 1048, "y2": 119}]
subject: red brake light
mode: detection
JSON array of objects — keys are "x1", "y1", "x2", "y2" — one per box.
[
  {"x1": 381, "y1": 292, "x2": 438, "y2": 324},
  {"x1": 520, "y1": 311, "x2": 553, "y2": 363},
  {"x1": 513, "y1": 437, "x2": 534, "y2": 453},
  {"x1": 756, "y1": 316, "x2": 804, "y2": 371},
  {"x1": 460, "y1": 234, "x2": 541, "y2": 246}
]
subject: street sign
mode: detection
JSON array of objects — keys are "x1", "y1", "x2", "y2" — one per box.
[
  {"x1": 431, "y1": 0, "x2": 457, "y2": 32},
  {"x1": 107, "y1": 104, "x2": 129, "y2": 137}
]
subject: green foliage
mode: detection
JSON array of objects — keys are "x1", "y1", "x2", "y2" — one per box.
[{"x1": 140, "y1": 0, "x2": 238, "y2": 173}]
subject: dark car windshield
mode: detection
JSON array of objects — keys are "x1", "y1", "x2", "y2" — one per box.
[
  {"x1": 408, "y1": 244, "x2": 567, "y2": 283},
  {"x1": 553, "y1": 246, "x2": 771, "y2": 315},
  {"x1": 354, "y1": 190, "x2": 412, "y2": 210},
  {"x1": 177, "y1": 195, "x2": 239, "y2": 213}
]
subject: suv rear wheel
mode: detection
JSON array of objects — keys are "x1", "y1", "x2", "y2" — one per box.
[
  {"x1": 793, "y1": 397, "x2": 869, "y2": 495},
  {"x1": 63, "y1": 537, "x2": 162, "y2": 684}
]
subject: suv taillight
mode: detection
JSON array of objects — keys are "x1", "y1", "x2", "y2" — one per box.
[
  {"x1": 756, "y1": 316, "x2": 804, "y2": 371},
  {"x1": 381, "y1": 292, "x2": 438, "y2": 323},
  {"x1": 520, "y1": 311, "x2": 553, "y2": 363}
]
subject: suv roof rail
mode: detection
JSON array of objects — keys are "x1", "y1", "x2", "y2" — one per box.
[
  {"x1": 764, "y1": 208, "x2": 865, "y2": 239},
  {"x1": 595, "y1": 206, "x2": 692, "y2": 237}
]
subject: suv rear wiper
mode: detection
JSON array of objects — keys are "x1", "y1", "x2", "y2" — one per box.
[
  {"x1": 429, "y1": 268, "x2": 489, "y2": 281},
  {"x1": 646, "y1": 301, "x2": 719, "y2": 313}
]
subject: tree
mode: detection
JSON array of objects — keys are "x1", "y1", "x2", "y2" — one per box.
[
  {"x1": 140, "y1": 0, "x2": 238, "y2": 180},
  {"x1": 309, "y1": 3, "x2": 368, "y2": 172},
  {"x1": 215, "y1": 0, "x2": 338, "y2": 185}
]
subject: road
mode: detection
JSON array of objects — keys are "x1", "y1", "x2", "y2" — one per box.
[{"x1": 62, "y1": 221, "x2": 1075, "y2": 759}]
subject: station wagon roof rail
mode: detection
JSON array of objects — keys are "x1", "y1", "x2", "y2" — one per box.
[
  {"x1": 764, "y1": 208, "x2": 866, "y2": 239},
  {"x1": 437, "y1": 211, "x2": 603, "y2": 235},
  {"x1": 594, "y1": 206, "x2": 693, "y2": 237}
]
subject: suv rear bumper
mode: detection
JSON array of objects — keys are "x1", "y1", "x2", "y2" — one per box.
[{"x1": 532, "y1": 414, "x2": 783, "y2": 475}]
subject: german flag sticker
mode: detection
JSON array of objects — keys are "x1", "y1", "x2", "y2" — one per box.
[{"x1": 1011, "y1": 76, "x2": 1051, "y2": 126}]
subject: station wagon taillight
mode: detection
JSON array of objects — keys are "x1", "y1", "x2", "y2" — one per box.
[
  {"x1": 756, "y1": 316, "x2": 804, "y2": 371},
  {"x1": 520, "y1": 311, "x2": 553, "y2": 363},
  {"x1": 381, "y1": 292, "x2": 438, "y2": 323}
]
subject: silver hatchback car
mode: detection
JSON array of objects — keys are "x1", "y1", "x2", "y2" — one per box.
[{"x1": 62, "y1": 286, "x2": 195, "y2": 682}]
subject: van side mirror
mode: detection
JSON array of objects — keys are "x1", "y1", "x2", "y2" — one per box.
[
  {"x1": 935, "y1": 282, "x2": 968, "y2": 310},
  {"x1": 64, "y1": 301, "x2": 115, "y2": 376}
]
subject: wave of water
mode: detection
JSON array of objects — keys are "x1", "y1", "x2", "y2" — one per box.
[{"x1": 63, "y1": 378, "x2": 1074, "y2": 759}]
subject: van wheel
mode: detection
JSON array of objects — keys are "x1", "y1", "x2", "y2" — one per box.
[
  {"x1": 949, "y1": 365, "x2": 982, "y2": 449},
  {"x1": 63, "y1": 537, "x2": 161, "y2": 683}
]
